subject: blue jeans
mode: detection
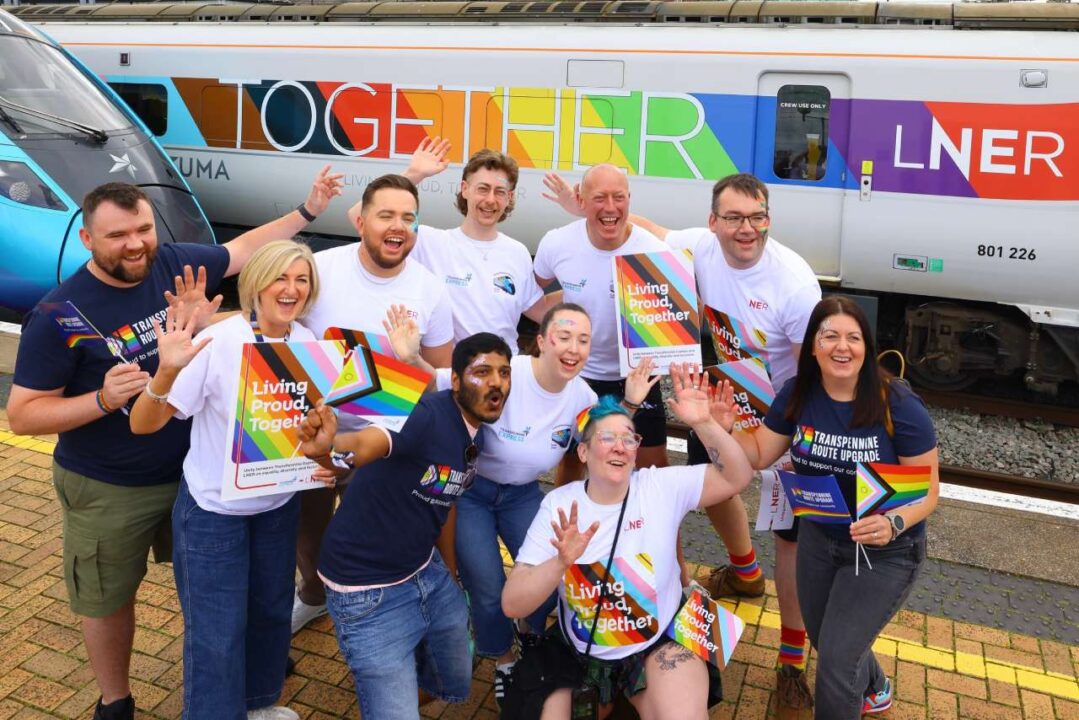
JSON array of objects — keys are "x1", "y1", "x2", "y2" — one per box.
[
  {"x1": 455, "y1": 476, "x2": 551, "y2": 657},
  {"x1": 326, "y1": 553, "x2": 473, "y2": 720},
  {"x1": 172, "y1": 481, "x2": 300, "y2": 720},
  {"x1": 797, "y1": 520, "x2": 926, "y2": 720}
]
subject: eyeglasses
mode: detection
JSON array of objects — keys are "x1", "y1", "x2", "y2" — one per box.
[
  {"x1": 462, "y1": 443, "x2": 479, "y2": 491},
  {"x1": 591, "y1": 431, "x2": 643, "y2": 450},
  {"x1": 716, "y1": 213, "x2": 769, "y2": 230}
]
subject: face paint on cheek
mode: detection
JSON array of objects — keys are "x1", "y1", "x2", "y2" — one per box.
[
  {"x1": 409, "y1": 217, "x2": 419, "y2": 234},
  {"x1": 817, "y1": 319, "x2": 833, "y2": 350}
]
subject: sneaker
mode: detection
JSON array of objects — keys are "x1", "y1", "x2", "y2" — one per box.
[
  {"x1": 291, "y1": 591, "x2": 327, "y2": 634},
  {"x1": 703, "y1": 564, "x2": 766, "y2": 598},
  {"x1": 494, "y1": 663, "x2": 515, "y2": 709},
  {"x1": 776, "y1": 665, "x2": 814, "y2": 710},
  {"x1": 862, "y1": 678, "x2": 893, "y2": 715},
  {"x1": 247, "y1": 707, "x2": 300, "y2": 720},
  {"x1": 93, "y1": 695, "x2": 134, "y2": 720}
]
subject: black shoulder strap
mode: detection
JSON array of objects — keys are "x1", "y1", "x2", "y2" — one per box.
[{"x1": 579, "y1": 482, "x2": 631, "y2": 661}]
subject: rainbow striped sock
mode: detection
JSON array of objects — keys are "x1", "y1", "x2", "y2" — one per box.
[
  {"x1": 729, "y1": 549, "x2": 763, "y2": 583},
  {"x1": 778, "y1": 626, "x2": 808, "y2": 671}
]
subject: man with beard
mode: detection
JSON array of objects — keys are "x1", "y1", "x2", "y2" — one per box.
[
  {"x1": 6, "y1": 169, "x2": 343, "y2": 720},
  {"x1": 298, "y1": 333, "x2": 512, "y2": 720},
  {"x1": 292, "y1": 174, "x2": 456, "y2": 633}
]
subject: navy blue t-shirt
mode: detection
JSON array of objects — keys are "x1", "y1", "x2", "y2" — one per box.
[
  {"x1": 319, "y1": 390, "x2": 482, "y2": 586},
  {"x1": 14, "y1": 243, "x2": 229, "y2": 487},
  {"x1": 764, "y1": 378, "x2": 937, "y2": 539}
]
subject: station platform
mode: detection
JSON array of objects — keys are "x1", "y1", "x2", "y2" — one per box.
[{"x1": 0, "y1": 420, "x2": 1076, "y2": 719}]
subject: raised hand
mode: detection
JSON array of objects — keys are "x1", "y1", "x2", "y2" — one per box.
[
  {"x1": 405, "y1": 136, "x2": 452, "y2": 182},
  {"x1": 624, "y1": 357, "x2": 660, "y2": 408},
  {"x1": 666, "y1": 363, "x2": 711, "y2": 426},
  {"x1": 151, "y1": 303, "x2": 213, "y2": 372},
  {"x1": 383, "y1": 304, "x2": 420, "y2": 363},
  {"x1": 550, "y1": 501, "x2": 599, "y2": 568},
  {"x1": 299, "y1": 402, "x2": 337, "y2": 459},
  {"x1": 304, "y1": 164, "x2": 345, "y2": 217},
  {"x1": 708, "y1": 376, "x2": 738, "y2": 433},
  {"x1": 101, "y1": 361, "x2": 151, "y2": 409},
  {"x1": 163, "y1": 265, "x2": 223, "y2": 333},
  {"x1": 541, "y1": 172, "x2": 584, "y2": 217}
]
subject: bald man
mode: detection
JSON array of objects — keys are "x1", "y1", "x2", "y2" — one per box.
[{"x1": 533, "y1": 165, "x2": 669, "y2": 470}]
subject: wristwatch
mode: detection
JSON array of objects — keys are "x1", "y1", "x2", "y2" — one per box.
[{"x1": 885, "y1": 512, "x2": 906, "y2": 541}]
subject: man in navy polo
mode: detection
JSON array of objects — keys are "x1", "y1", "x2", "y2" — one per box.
[{"x1": 299, "y1": 332, "x2": 512, "y2": 720}]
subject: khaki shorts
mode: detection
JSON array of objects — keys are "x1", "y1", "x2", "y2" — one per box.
[{"x1": 53, "y1": 463, "x2": 178, "y2": 618}]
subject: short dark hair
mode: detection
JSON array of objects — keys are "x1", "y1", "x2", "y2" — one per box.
[
  {"x1": 82, "y1": 183, "x2": 149, "y2": 229},
  {"x1": 361, "y1": 174, "x2": 419, "y2": 213},
  {"x1": 710, "y1": 173, "x2": 769, "y2": 214},
  {"x1": 786, "y1": 295, "x2": 890, "y2": 428},
  {"x1": 455, "y1": 149, "x2": 518, "y2": 221},
  {"x1": 538, "y1": 302, "x2": 589, "y2": 336},
  {"x1": 451, "y1": 332, "x2": 513, "y2": 378}
]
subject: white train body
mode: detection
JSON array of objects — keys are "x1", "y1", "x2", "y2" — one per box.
[{"x1": 36, "y1": 12, "x2": 1079, "y2": 388}]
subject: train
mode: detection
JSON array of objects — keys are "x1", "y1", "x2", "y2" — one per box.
[
  {"x1": 19, "y1": 1, "x2": 1079, "y2": 393},
  {"x1": 0, "y1": 8, "x2": 214, "y2": 313}
]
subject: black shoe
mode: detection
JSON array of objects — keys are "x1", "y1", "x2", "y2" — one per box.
[
  {"x1": 93, "y1": 695, "x2": 134, "y2": 720},
  {"x1": 286, "y1": 656, "x2": 296, "y2": 676}
]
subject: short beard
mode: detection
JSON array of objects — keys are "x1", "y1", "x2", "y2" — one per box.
[
  {"x1": 92, "y1": 244, "x2": 156, "y2": 283},
  {"x1": 456, "y1": 381, "x2": 502, "y2": 424}
]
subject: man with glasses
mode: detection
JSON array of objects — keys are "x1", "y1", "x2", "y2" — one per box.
[
  {"x1": 297, "y1": 332, "x2": 512, "y2": 720},
  {"x1": 639, "y1": 173, "x2": 822, "y2": 710}
]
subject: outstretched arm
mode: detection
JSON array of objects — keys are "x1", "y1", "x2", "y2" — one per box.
[
  {"x1": 541, "y1": 172, "x2": 584, "y2": 217},
  {"x1": 299, "y1": 403, "x2": 391, "y2": 471},
  {"x1": 402, "y1": 136, "x2": 452, "y2": 185}
]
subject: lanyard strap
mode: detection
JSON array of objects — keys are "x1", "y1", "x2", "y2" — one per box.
[
  {"x1": 569, "y1": 479, "x2": 631, "y2": 662},
  {"x1": 249, "y1": 310, "x2": 290, "y2": 342}
]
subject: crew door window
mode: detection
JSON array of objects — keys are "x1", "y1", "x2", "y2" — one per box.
[{"x1": 773, "y1": 85, "x2": 829, "y2": 181}]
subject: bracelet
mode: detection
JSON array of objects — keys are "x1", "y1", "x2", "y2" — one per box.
[
  {"x1": 144, "y1": 380, "x2": 170, "y2": 404},
  {"x1": 622, "y1": 398, "x2": 642, "y2": 410},
  {"x1": 95, "y1": 389, "x2": 115, "y2": 414},
  {"x1": 296, "y1": 203, "x2": 317, "y2": 222}
]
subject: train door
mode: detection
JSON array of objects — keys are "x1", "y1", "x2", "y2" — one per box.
[{"x1": 753, "y1": 73, "x2": 851, "y2": 279}]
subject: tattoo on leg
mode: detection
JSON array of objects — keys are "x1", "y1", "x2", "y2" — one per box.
[
  {"x1": 656, "y1": 642, "x2": 696, "y2": 671},
  {"x1": 706, "y1": 447, "x2": 725, "y2": 472}
]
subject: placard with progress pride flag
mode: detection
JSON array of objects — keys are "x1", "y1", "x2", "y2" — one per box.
[
  {"x1": 665, "y1": 585, "x2": 745, "y2": 669},
  {"x1": 612, "y1": 250, "x2": 701, "y2": 375},
  {"x1": 706, "y1": 358, "x2": 775, "y2": 434}
]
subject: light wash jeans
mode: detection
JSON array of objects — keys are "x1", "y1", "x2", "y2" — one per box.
[
  {"x1": 325, "y1": 552, "x2": 473, "y2": 720},
  {"x1": 172, "y1": 481, "x2": 299, "y2": 720},
  {"x1": 797, "y1": 519, "x2": 926, "y2": 720}
]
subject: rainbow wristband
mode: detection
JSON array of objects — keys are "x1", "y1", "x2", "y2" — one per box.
[{"x1": 95, "y1": 389, "x2": 114, "y2": 414}]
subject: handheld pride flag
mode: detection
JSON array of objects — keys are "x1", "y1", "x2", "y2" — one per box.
[
  {"x1": 665, "y1": 585, "x2": 744, "y2": 669},
  {"x1": 39, "y1": 300, "x2": 126, "y2": 361},
  {"x1": 707, "y1": 359, "x2": 775, "y2": 433},
  {"x1": 777, "y1": 471, "x2": 851, "y2": 524},
  {"x1": 612, "y1": 250, "x2": 701, "y2": 375},
  {"x1": 856, "y1": 463, "x2": 931, "y2": 518}
]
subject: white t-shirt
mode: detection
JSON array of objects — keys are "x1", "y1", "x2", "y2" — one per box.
[
  {"x1": 169, "y1": 314, "x2": 317, "y2": 515},
  {"x1": 534, "y1": 220, "x2": 666, "y2": 381},
  {"x1": 666, "y1": 229, "x2": 821, "y2": 388},
  {"x1": 302, "y1": 243, "x2": 454, "y2": 350},
  {"x1": 411, "y1": 226, "x2": 543, "y2": 351},
  {"x1": 516, "y1": 465, "x2": 705, "y2": 661},
  {"x1": 435, "y1": 355, "x2": 597, "y2": 486}
]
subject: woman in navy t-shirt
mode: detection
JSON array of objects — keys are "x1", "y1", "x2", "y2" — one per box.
[{"x1": 713, "y1": 295, "x2": 938, "y2": 719}]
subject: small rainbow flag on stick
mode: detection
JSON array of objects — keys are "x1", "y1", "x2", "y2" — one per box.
[
  {"x1": 612, "y1": 250, "x2": 701, "y2": 375},
  {"x1": 39, "y1": 300, "x2": 126, "y2": 361},
  {"x1": 665, "y1": 585, "x2": 744, "y2": 669},
  {"x1": 856, "y1": 463, "x2": 931, "y2": 518}
]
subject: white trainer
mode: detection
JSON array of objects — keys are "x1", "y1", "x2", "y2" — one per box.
[
  {"x1": 291, "y1": 590, "x2": 328, "y2": 634},
  {"x1": 247, "y1": 706, "x2": 299, "y2": 720}
]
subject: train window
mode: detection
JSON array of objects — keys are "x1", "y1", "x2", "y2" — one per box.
[
  {"x1": 109, "y1": 82, "x2": 168, "y2": 136},
  {"x1": 773, "y1": 85, "x2": 829, "y2": 181}
]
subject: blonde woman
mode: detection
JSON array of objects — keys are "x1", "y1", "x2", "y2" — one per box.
[{"x1": 130, "y1": 240, "x2": 320, "y2": 720}]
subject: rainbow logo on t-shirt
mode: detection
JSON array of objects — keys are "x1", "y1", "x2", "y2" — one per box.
[
  {"x1": 564, "y1": 553, "x2": 658, "y2": 647},
  {"x1": 112, "y1": 324, "x2": 142, "y2": 354},
  {"x1": 420, "y1": 464, "x2": 453, "y2": 494},
  {"x1": 794, "y1": 425, "x2": 815, "y2": 455}
]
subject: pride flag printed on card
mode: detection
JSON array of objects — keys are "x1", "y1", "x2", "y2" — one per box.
[
  {"x1": 564, "y1": 554, "x2": 659, "y2": 646},
  {"x1": 665, "y1": 586, "x2": 744, "y2": 669},
  {"x1": 612, "y1": 251, "x2": 701, "y2": 375},
  {"x1": 707, "y1": 359, "x2": 775, "y2": 433},
  {"x1": 856, "y1": 463, "x2": 931, "y2": 518},
  {"x1": 703, "y1": 306, "x2": 769, "y2": 372}
]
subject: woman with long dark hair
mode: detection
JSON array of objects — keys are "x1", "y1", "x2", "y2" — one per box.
[{"x1": 712, "y1": 295, "x2": 939, "y2": 718}]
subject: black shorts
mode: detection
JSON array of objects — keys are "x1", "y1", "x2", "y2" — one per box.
[
  {"x1": 583, "y1": 378, "x2": 667, "y2": 448},
  {"x1": 687, "y1": 430, "x2": 800, "y2": 541}
]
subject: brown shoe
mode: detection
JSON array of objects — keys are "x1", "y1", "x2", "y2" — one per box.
[
  {"x1": 776, "y1": 665, "x2": 814, "y2": 709},
  {"x1": 703, "y1": 564, "x2": 765, "y2": 598}
]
